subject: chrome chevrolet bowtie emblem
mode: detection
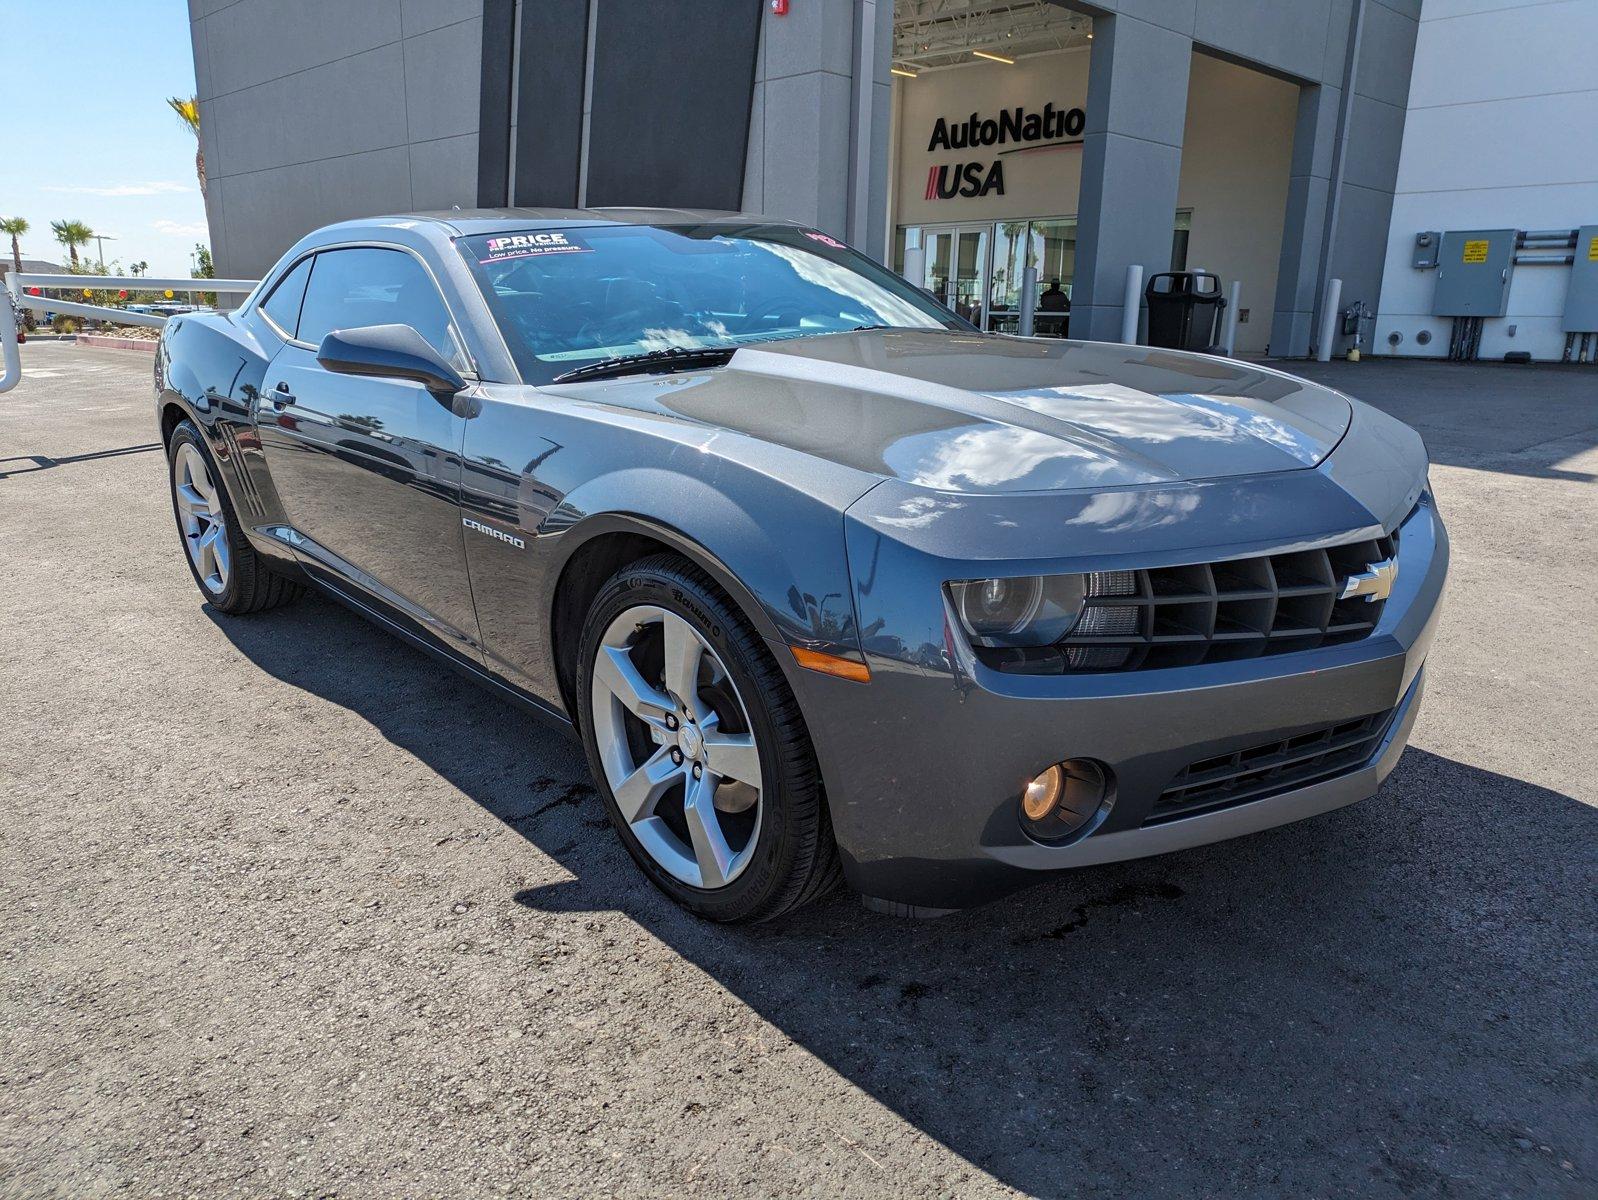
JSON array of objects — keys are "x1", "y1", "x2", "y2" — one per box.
[{"x1": 1341, "y1": 557, "x2": 1398, "y2": 603}]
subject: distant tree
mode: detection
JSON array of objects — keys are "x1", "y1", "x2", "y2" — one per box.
[
  {"x1": 167, "y1": 95, "x2": 205, "y2": 196},
  {"x1": 1, "y1": 216, "x2": 27, "y2": 277},
  {"x1": 3, "y1": 216, "x2": 35, "y2": 329},
  {"x1": 193, "y1": 243, "x2": 216, "y2": 307},
  {"x1": 50, "y1": 219, "x2": 95, "y2": 268}
]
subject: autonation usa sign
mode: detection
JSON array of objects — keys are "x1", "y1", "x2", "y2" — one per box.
[{"x1": 923, "y1": 102, "x2": 1086, "y2": 200}]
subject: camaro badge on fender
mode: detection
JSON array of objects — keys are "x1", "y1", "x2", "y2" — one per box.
[
  {"x1": 462, "y1": 516, "x2": 525, "y2": 550},
  {"x1": 1340, "y1": 557, "x2": 1398, "y2": 602}
]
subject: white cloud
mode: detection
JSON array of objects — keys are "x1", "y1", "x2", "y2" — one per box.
[
  {"x1": 44, "y1": 181, "x2": 194, "y2": 197},
  {"x1": 152, "y1": 219, "x2": 208, "y2": 237}
]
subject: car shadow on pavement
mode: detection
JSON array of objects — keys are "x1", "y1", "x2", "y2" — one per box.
[{"x1": 208, "y1": 595, "x2": 1596, "y2": 1198}]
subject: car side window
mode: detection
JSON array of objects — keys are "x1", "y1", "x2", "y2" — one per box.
[
  {"x1": 295, "y1": 247, "x2": 463, "y2": 369},
  {"x1": 259, "y1": 255, "x2": 312, "y2": 339}
]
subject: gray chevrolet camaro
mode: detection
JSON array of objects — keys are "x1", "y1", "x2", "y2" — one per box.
[{"x1": 154, "y1": 209, "x2": 1447, "y2": 921}]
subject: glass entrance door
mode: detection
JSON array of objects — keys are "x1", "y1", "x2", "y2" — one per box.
[
  {"x1": 990, "y1": 218, "x2": 1077, "y2": 337},
  {"x1": 921, "y1": 226, "x2": 990, "y2": 328}
]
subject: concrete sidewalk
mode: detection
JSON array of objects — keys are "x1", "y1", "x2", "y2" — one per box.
[{"x1": 2, "y1": 343, "x2": 1593, "y2": 1198}]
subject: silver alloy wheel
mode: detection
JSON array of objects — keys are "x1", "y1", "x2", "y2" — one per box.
[
  {"x1": 589, "y1": 605, "x2": 764, "y2": 889},
  {"x1": 172, "y1": 441, "x2": 230, "y2": 594}
]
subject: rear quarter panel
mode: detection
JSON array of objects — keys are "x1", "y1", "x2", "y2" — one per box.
[{"x1": 156, "y1": 311, "x2": 296, "y2": 567}]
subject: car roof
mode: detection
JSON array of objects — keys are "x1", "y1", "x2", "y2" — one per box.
[{"x1": 317, "y1": 208, "x2": 810, "y2": 239}]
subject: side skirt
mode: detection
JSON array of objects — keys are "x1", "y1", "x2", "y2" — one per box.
[{"x1": 310, "y1": 572, "x2": 579, "y2": 742}]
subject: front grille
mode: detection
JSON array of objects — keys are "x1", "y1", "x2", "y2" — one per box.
[
  {"x1": 1147, "y1": 707, "x2": 1397, "y2": 824},
  {"x1": 985, "y1": 528, "x2": 1398, "y2": 674}
]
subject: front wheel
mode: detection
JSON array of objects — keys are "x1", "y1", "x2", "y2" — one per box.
[{"x1": 576, "y1": 555, "x2": 841, "y2": 922}]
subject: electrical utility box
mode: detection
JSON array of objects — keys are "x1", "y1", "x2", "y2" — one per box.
[
  {"x1": 1563, "y1": 224, "x2": 1598, "y2": 332},
  {"x1": 1412, "y1": 231, "x2": 1441, "y2": 269},
  {"x1": 1432, "y1": 229, "x2": 1517, "y2": 316}
]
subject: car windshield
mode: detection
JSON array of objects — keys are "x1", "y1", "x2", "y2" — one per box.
[{"x1": 457, "y1": 223, "x2": 962, "y2": 384}]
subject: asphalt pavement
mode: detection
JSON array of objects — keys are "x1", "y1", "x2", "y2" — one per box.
[{"x1": 2, "y1": 343, "x2": 1594, "y2": 1198}]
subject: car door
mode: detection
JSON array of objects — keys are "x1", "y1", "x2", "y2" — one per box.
[{"x1": 255, "y1": 245, "x2": 482, "y2": 658}]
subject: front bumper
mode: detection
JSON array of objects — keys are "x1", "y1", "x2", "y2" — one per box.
[{"x1": 790, "y1": 494, "x2": 1448, "y2": 911}]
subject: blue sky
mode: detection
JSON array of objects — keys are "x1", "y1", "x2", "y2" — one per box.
[{"x1": 5, "y1": 1, "x2": 209, "y2": 276}]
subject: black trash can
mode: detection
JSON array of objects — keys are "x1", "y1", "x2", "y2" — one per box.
[{"x1": 1143, "y1": 272, "x2": 1225, "y2": 351}]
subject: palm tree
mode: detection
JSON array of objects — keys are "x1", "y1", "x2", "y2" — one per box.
[
  {"x1": 167, "y1": 95, "x2": 205, "y2": 196},
  {"x1": 50, "y1": 219, "x2": 95, "y2": 268},
  {"x1": 1, "y1": 216, "x2": 27, "y2": 277}
]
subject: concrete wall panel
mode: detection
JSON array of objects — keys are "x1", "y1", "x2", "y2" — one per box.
[
  {"x1": 404, "y1": 18, "x2": 483, "y2": 145},
  {"x1": 208, "y1": 43, "x2": 409, "y2": 178},
  {"x1": 1340, "y1": 94, "x2": 1407, "y2": 194},
  {"x1": 1091, "y1": 0, "x2": 1195, "y2": 37},
  {"x1": 1073, "y1": 12, "x2": 1192, "y2": 338},
  {"x1": 1328, "y1": 180, "x2": 1395, "y2": 316},
  {"x1": 409, "y1": 133, "x2": 480, "y2": 212},
  {"x1": 760, "y1": 70, "x2": 854, "y2": 233},
  {"x1": 1353, "y1": 0, "x2": 1418, "y2": 108},
  {"x1": 200, "y1": 0, "x2": 401, "y2": 98},
  {"x1": 762, "y1": 0, "x2": 854, "y2": 80},
  {"x1": 402, "y1": 0, "x2": 480, "y2": 36},
  {"x1": 1193, "y1": 0, "x2": 1332, "y2": 82}
]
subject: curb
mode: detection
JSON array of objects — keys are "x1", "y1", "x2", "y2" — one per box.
[{"x1": 75, "y1": 335, "x2": 158, "y2": 353}]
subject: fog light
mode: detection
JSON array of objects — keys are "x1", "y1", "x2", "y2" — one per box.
[
  {"x1": 1019, "y1": 758, "x2": 1111, "y2": 842},
  {"x1": 1022, "y1": 766, "x2": 1064, "y2": 821}
]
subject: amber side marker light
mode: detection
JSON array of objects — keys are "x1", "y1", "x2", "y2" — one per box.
[{"x1": 791, "y1": 646, "x2": 872, "y2": 683}]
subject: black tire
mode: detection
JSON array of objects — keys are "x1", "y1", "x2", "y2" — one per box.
[
  {"x1": 575, "y1": 554, "x2": 842, "y2": 922},
  {"x1": 165, "y1": 419, "x2": 303, "y2": 615}
]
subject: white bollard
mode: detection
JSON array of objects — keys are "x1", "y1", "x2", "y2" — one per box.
[
  {"x1": 1121, "y1": 264, "x2": 1143, "y2": 345},
  {"x1": 902, "y1": 245, "x2": 926, "y2": 290},
  {"x1": 1317, "y1": 277, "x2": 1342, "y2": 362},
  {"x1": 1222, "y1": 280, "x2": 1242, "y2": 356}
]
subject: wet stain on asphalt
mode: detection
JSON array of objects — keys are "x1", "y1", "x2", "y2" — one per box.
[{"x1": 1016, "y1": 880, "x2": 1187, "y2": 944}]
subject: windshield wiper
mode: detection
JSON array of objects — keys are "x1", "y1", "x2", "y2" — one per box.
[{"x1": 551, "y1": 345, "x2": 736, "y2": 384}]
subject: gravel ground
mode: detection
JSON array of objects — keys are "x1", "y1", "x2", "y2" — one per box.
[{"x1": 1, "y1": 344, "x2": 1594, "y2": 1199}]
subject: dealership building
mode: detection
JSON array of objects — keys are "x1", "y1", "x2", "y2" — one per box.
[{"x1": 188, "y1": 0, "x2": 1598, "y2": 361}]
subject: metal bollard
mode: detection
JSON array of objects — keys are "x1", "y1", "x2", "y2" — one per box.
[
  {"x1": 1018, "y1": 266, "x2": 1038, "y2": 337},
  {"x1": 1221, "y1": 280, "x2": 1242, "y2": 357},
  {"x1": 1317, "y1": 278, "x2": 1342, "y2": 362},
  {"x1": 1120, "y1": 265, "x2": 1143, "y2": 345}
]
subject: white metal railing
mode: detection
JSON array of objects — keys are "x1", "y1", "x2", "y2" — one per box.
[{"x1": 1, "y1": 270, "x2": 260, "y2": 393}]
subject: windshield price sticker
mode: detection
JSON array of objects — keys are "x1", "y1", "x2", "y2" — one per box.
[
  {"x1": 480, "y1": 232, "x2": 593, "y2": 263},
  {"x1": 803, "y1": 231, "x2": 848, "y2": 250}
]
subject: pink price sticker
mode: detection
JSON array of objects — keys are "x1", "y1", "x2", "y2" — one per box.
[
  {"x1": 479, "y1": 231, "x2": 593, "y2": 263},
  {"x1": 803, "y1": 231, "x2": 847, "y2": 250}
]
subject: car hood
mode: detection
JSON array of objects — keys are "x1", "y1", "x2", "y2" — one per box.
[{"x1": 549, "y1": 329, "x2": 1353, "y2": 495}]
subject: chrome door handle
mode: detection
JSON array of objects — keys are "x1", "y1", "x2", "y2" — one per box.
[{"x1": 271, "y1": 381, "x2": 295, "y2": 407}]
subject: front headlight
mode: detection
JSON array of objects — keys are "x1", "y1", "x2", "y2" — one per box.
[{"x1": 947, "y1": 575, "x2": 1087, "y2": 648}]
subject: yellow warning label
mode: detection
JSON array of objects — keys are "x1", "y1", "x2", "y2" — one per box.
[
  {"x1": 1588, "y1": 235, "x2": 1598, "y2": 262},
  {"x1": 1462, "y1": 239, "x2": 1489, "y2": 264}
]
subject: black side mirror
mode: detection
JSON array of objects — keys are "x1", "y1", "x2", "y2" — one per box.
[{"x1": 317, "y1": 324, "x2": 466, "y2": 397}]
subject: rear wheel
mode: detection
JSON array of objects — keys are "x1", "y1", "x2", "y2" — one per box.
[
  {"x1": 576, "y1": 555, "x2": 840, "y2": 921},
  {"x1": 166, "y1": 420, "x2": 302, "y2": 614}
]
